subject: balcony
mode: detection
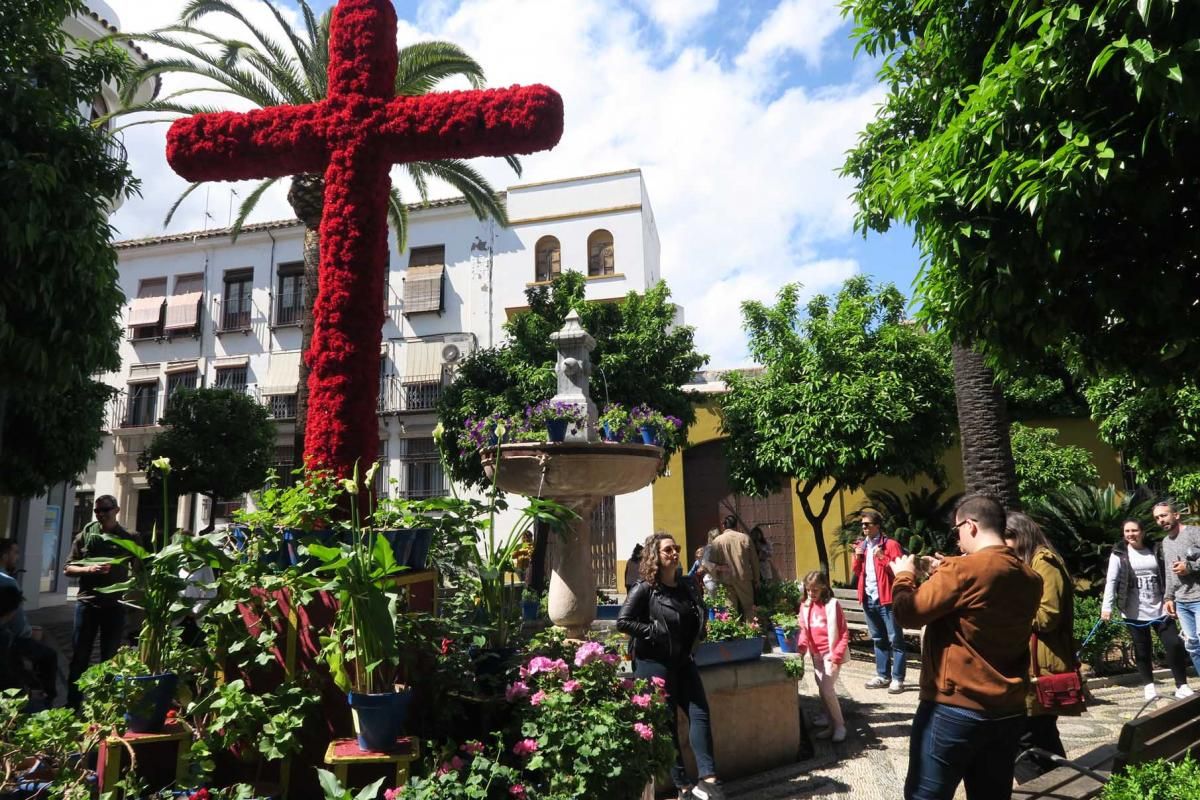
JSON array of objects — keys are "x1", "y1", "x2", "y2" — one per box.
[
  {"x1": 377, "y1": 374, "x2": 443, "y2": 414},
  {"x1": 273, "y1": 289, "x2": 303, "y2": 327},
  {"x1": 262, "y1": 392, "x2": 298, "y2": 420},
  {"x1": 108, "y1": 390, "x2": 159, "y2": 430}
]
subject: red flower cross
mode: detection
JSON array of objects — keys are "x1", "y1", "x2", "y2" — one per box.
[{"x1": 165, "y1": 0, "x2": 563, "y2": 477}]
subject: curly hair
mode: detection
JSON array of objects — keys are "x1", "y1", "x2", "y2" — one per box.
[{"x1": 639, "y1": 531, "x2": 678, "y2": 587}]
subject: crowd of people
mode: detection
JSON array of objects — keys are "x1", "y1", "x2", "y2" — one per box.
[{"x1": 618, "y1": 495, "x2": 1200, "y2": 800}]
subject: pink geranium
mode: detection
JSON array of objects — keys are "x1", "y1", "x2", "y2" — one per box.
[
  {"x1": 650, "y1": 676, "x2": 666, "y2": 688},
  {"x1": 384, "y1": 789, "x2": 403, "y2": 800},
  {"x1": 436, "y1": 755, "x2": 465, "y2": 776},
  {"x1": 512, "y1": 738, "x2": 539, "y2": 757},
  {"x1": 509, "y1": 785, "x2": 527, "y2": 798},
  {"x1": 562, "y1": 679, "x2": 581, "y2": 694},
  {"x1": 530, "y1": 690, "x2": 547, "y2": 706},
  {"x1": 574, "y1": 640, "x2": 607, "y2": 667},
  {"x1": 505, "y1": 681, "x2": 530, "y2": 702},
  {"x1": 634, "y1": 722, "x2": 654, "y2": 741},
  {"x1": 620, "y1": 678, "x2": 635, "y2": 690},
  {"x1": 630, "y1": 693, "x2": 652, "y2": 708},
  {"x1": 461, "y1": 741, "x2": 485, "y2": 755},
  {"x1": 521, "y1": 656, "x2": 569, "y2": 680}
]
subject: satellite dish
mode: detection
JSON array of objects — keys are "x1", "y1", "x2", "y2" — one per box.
[{"x1": 442, "y1": 343, "x2": 461, "y2": 362}]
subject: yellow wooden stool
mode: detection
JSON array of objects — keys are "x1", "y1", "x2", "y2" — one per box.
[
  {"x1": 98, "y1": 723, "x2": 192, "y2": 795},
  {"x1": 323, "y1": 737, "x2": 420, "y2": 790}
]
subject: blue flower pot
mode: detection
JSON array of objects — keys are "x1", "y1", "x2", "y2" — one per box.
[
  {"x1": 694, "y1": 637, "x2": 765, "y2": 668},
  {"x1": 774, "y1": 626, "x2": 800, "y2": 654},
  {"x1": 521, "y1": 598, "x2": 540, "y2": 621},
  {"x1": 348, "y1": 689, "x2": 412, "y2": 752},
  {"x1": 120, "y1": 672, "x2": 178, "y2": 733},
  {"x1": 407, "y1": 528, "x2": 434, "y2": 570},
  {"x1": 546, "y1": 418, "x2": 569, "y2": 442},
  {"x1": 639, "y1": 425, "x2": 658, "y2": 446},
  {"x1": 595, "y1": 603, "x2": 622, "y2": 620},
  {"x1": 382, "y1": 529, "x2": 415, "y2": 565}
]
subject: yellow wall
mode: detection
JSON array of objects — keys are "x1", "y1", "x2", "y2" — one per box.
[{"x1": 653, "y1": 403, "x2": 1126, "y2": 585}]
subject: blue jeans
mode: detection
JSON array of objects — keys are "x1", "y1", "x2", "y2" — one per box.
[
  {"x1": 67, "y1": 603, "x2": 127, "y2": 708},
  {"x1": 635, "y1": 658, "x2": 716, "y2": 788},
  {"x1": 864, "y1": 598, "x2": 906, "y2": 681},
  {"x1": 906, "y1": 701, "x2": 1025, "y2": 800},
  {"x1": 1174, "y1": 599, "x2": 1200, "y2": 677}
]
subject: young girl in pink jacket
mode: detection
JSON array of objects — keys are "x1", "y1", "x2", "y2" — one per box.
[{"x1": 796, "y1": 570, "x2": 849, "y2": 742}]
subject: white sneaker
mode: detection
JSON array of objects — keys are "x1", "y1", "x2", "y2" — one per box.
[
  {"x1": 1144, "y1": 683, "x2": 1158, "y2": 701},
  {"x1": 831, "y1": 727, "x2": 847, "y2": 743},
  {"x1": 864, "y1": 676, "x2": 889, "y2": 689},
  {"x1": 888, "y1": 679, "x2": 905, "y2": 694},
  {"x1": 1176, "y1": 684, "x2": 1194, "y2": 699}
]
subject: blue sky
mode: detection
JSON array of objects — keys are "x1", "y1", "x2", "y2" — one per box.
[{"x1": 107, "y1": 0, "x2": 923, "y2": 366}]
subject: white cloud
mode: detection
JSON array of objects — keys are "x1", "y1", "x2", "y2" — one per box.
[
  {"x1": 629, "y1": 0, "x2": 719, "y2": 45},
  {"x1": 104, "y1": 0, "x2": 878, "y2": 369}
]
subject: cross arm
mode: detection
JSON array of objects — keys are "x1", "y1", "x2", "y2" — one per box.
[
  {"x1": 166, "y1": 103, "x2": 330, "y2": 182},
  {"x1": 377, "y1": 85, "x2": 563, "y2": 163}
]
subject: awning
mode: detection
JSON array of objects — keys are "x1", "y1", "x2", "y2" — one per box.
[
  {"x1": 163, "y1": 291, "x2": 202, "y2": 331},
  {"x1": 164, "y1": 360, "x2": 198, "y2": 374},
  {"x1": 403, "y1": 340, "x2": 443, "y2": 383},
  {"x1": 402, "y1": 265, "x2": 443, "y2": 314},
  {"x1": 260, "y1": 350, "x2": 301, "y2": 394},
  {"x1": 129, "y1": 362, "x2": 160, "y2": 376},
  {"x1": 212, "y1": 355, "x2": 250, "y2": 368},
  {"x1": 128, "y1": 296, "x2": 164, "y2": 327}
]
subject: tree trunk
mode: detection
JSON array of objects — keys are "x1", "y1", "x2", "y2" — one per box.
[
  {"x1": 796, "y1": 478, "x2": 840, "y2": 575},
  {"x1": 951, "y1": 342, "x2": 1021, "y2": 509},
  {"x1": 287, "y1": 175, "x2": 324, "y2": 471}
]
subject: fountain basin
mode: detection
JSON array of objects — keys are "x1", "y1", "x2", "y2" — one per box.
[{"x1": 481, "y1": 442, "x2": 662, "y2": 497}]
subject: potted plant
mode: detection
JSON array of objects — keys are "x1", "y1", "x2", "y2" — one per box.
[
  {"x1": 595, "y1": 589, "x2": 621, "y2": 620},
  {"x1": 696, "y1": 611, "x2": 764, "y2": 667},
  {"x1": 527, "y1": 399, "x2": 585, "y2": 443},
  {"x1": 629, "y1": 404, "x2": 683, "y2": 447},
  {"x1": 234, "y1": 461, "x2": 341, "y2": 568},
  {"x1": 305, "y1": 462, "x2": 413, "y2": 752},
  {"x1": 771, "y1": 612, "x2": 801, "y2": 653},
  {"x1": 371, "y1": 494, "x2": 434, "y2": 569},
  {"x1": 520, "y1": 587, "x2": 541, "y2": 622},
  {"x1": 598, "y1": 403, "x2": 633, "y2": 442}
]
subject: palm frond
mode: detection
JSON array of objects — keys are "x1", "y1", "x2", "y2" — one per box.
[
  {"x1": 230, "y1": 177, "x2": 283, "y2": 241},
  {"x1": 164, "y1": 181, "x2": 206, "y2": 227},
  {"x1": 504, "y1": 155, "x2": 523, "y2": 178},
  {"x1": 104, "y1": 99, "x2": 230, "y2": 122},
  {"x1": 302, "y1": 7, "x2": 331, "y2": 99},
  {"x1": 114, "y1": 35, "x2": 286, "y2": 108},
  {"x1": 408, "y1": 160, "x2": 509, "y2": 225},
  {"x1": 387, "y1": 186, "x2": 410, "y2": 253},
  {"x1": 395, "y1": 41, "x2": 486, "y2": 96},
  {"x1": 182, "y1": 0, "x2": 308, "y2": 83}
]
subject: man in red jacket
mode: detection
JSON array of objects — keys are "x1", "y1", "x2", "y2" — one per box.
[{"x1": 852, "y1": 510, "x2": 907, "y2": 693}]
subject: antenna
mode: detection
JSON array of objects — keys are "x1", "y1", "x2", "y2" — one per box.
[
  {"x1": 202, "y1": 185, "x2": 213, "y2": 232},
  {"x1": 228, "y1": 187, "x2": 239, "y2": 228}
]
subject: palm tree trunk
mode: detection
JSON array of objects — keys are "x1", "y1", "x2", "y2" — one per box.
[
  {"x1": 288, "y1": 175, "x2": 324, "y2": 469},
  {"x1": 951, "y1": 342, "x2": 1021, "y2": 509}
]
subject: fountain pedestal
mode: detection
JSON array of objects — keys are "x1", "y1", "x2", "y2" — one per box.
[{"x1": 481, "y1": 442, "x2": 661, "y2": 637}]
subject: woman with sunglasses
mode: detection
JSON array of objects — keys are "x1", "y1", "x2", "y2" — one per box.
[{"x1": 618, "y1": 531, "x2": 725, "y2": 800}]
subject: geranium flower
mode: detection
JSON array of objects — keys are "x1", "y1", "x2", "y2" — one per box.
[
  {"x1": 384, "y1": 789, "x2": 403, "y2": 800},
  {"x1": 601, "y1": 653, "x2": 619, "y2": 666},
  {"x1": 631, "y1": 693, "x2": 652, "y2": 708},
  {"x1": 562, "y1": 679, "x2": 580, "y2": 694},
  {"x1": 634, "y1": 722, "x2": 654, "y2": 741},
  {"x1": 461, "y1": 741, "x2": 485, "y2": 755},
  {"x1": 521, "y1": 656, "x2": 569, "y2": 679},
  {"x1": 574, "y1": 640, "x2": 606, "y2": 667},
  {"x1": 530, "y1": 690, "x2": 547, "y2": 706},
  {"x1": 512, "y1": 738, "x2": 539, "y2": 757},
  {"x1": 620, "y1": 678, "x2": 635, "y2": 690},
  {"x1": 505, "y1": 681, "x2": 530, "y2": 702},
  {"x1": 509, "y1": 785, "x2": 527, "y2": 798},
  {"x1": 650, "y1": 676, "x2": 667, "y2": 689},
  {"x1": 436, "y1": 755, "x2": 465, "y2": 776}
]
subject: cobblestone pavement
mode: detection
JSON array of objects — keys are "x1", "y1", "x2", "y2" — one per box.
[{"x1": 724, "y1": 656, "x2": 1180, "y2": 799}]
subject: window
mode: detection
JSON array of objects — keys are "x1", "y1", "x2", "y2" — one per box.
[
  {"x1": 165, "y1": 274, "x2": 203, "y2": 335},
  {"x1": 587, "y1": 230, "x2": 615, "y2": 277},
  {"x1": 164, "y1": 370, "x2": 198, "y2": 410},
  {"x1": 534, "y1": 236, "x2": 560, "y2": 282},
  {"x1": 402, "y1": 246, "x2": 445, "y2": 315},
  {"x1": 264, "y1": 394, "x2": 297, "y2": 419},
  {"x1": 275, "y1": 262, "x2": 304, "y2": 326},
  {"x1": 373, "y1": 440, "x2": 389, "y2": 498},
  {"x1": 398, "y1": 438, "x2": 447, "y2": 499},
  {"x1": 124, "y1": 381, "x2": 158, "y2": 427},
  {"x1": 214, "y1": 366, "x2": 248, "y2": 393},
  {"x1": 128, "y1": 277, "x2": 166, "y2": 339},
  {"x1": 221, "y1": 269, "x2": 253, "y2": 331},
  {"x1": 261, "y1": 350, "x2": 300, "y2": 418}
]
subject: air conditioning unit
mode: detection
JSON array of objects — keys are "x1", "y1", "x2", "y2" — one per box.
[{"x1": 441, "y1": 343, "x2": 461, "y2": 363}]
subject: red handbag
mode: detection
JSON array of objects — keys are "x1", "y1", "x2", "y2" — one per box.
[{"x1": 1030, "y1": 633, "x2": 1085, "y2": 710}]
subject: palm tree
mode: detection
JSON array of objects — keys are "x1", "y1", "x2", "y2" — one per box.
[
  {"x1": 952, "y1": 342, "x2": 1022, "y2": 509},
  {"x1": 106, "y1": 0, "x2": 519, "y2": 459}
]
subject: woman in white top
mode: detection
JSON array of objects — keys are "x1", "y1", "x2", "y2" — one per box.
[{"x1": 1101, "y1": 518, "x2": 1193, "y2": 700}]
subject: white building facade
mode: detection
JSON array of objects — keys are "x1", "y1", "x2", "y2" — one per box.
[{"x1": 79, "y1": 169, "x2": 665, "y2": 595}]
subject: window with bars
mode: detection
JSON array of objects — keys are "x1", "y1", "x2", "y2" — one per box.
[
  {"x1": 403, "y1": 246, "x2": 445, "y2": 315},
  {"x1": 398, "y1": 437, "x2": 447, "y2": 499},
  {"x1": 125, "y1": 381, "x2": 158, "y2": 427},
  {"x1": 214, "y1": 366, "x2": 248, "y2": 393},
  {"x1": 275, "y1": 262, "x2": 304, "y2": 326},
  {"x1": 222, "y1": 269, "x2": 254, "y2": 331},
  {"x1": 264, "y1": 393, "x2": 297, "y2": 419},
  {"x1": 587, "y1": 230, "x2": 615, "y2": 276},
  {"x1": 534, "y1": 236, "x2": 561, "y2": 282},
  {"x1": 164, "y1": 370, "x2": 198, "y2": 411}
]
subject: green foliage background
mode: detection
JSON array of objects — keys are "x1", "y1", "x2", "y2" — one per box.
[{"x1": 1010, "y1": 423, "x2": 1100, "y2": 506}]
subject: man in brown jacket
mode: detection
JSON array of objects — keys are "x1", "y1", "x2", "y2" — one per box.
[
  {"x1": 708, "y1": 516, "x2": 761, "y2": 620},
  {"x1": 890, "y1": 495, "x2": 1042, "y2": 800}
]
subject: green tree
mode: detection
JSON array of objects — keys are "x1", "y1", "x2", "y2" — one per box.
[
  {"x1": 0, "y1": 0, "x2": 137, "y2": 482},
  {"x1": 842, "y1": 0, "x2": 1200, "y2": 377},
  {"x1": 720, "y1": 278, "x2": 956, "y2": 573},
  {"x1": 108, "y1": 0, "x2": 520, "y2": 459},
  {"x1": 139, "y1": 388, "x2": 276, "y2": 531},
  {"x1": 1010, "y1": 423, "x2": 1100, "y2": 506},
  {"x1": 438, "y1": 271, "x2": 708, "y2": 489},
  {"x1": 1085, "y1": 377, "x2": 1200, "y2": 505}
]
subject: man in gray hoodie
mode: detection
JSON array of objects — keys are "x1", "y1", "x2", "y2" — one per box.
[{"x1": 1156, "y1": 501, "x2": 1200, "y2": 677}]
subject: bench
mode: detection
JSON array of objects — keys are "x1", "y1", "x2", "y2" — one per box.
[
  {"x1": 833, "y1": 587, "x2": 924, "y2": 652},
  {"x1": 1012, "y1": 694, "x2": 1200, "y2": 799}
]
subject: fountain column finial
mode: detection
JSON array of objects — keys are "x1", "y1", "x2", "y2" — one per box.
[{"x1": 549, "y1": 310, "x2": 598, "y2": 443}]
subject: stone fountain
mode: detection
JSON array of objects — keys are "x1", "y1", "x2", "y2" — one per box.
[{"x1": 481, "y1": 311, "x2": 662, "y2": 637}]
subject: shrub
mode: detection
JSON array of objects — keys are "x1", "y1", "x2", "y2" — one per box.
[
  {"x1": 1074, "y1": 594, "x2": 1130, "y2": 674},
  {"x1": 1102, "y1": 756, "x2": 1200, "y2": 799}
]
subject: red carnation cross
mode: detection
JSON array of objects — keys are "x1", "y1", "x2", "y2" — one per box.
[{"x1": 165, "y1": 0, "x2": 563, "y2": 478}]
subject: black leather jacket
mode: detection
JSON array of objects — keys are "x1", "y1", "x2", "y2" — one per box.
[{"x1": 617, "y1": 577, "x2": 706, "y2": 663}]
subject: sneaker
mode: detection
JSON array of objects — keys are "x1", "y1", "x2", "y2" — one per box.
[
  {"x1": 1176, "y1": 684, "x2": 1195, "y2": 699},
  {"x1": 831, "y1": 727, "x2": 847, "y2": 743},
  {"x1": 888, "y1": 679, "x2": 905, "y2": 694},
  {"x1": 1144, "y1": 683, "x2": 1158, "y2": 701},
  {"x1": 864, "y1": 676, "x2": 890, "y2": 689},
  {"x1": 691, "y1": 779, "x2": 726, "y2": 800}
]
